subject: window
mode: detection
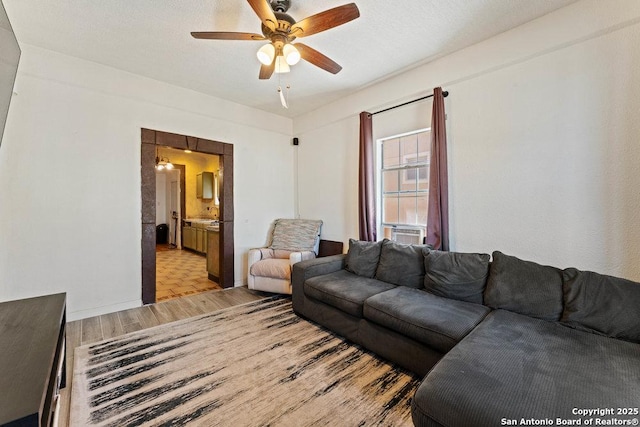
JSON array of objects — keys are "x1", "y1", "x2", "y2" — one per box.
[{"x1": 378, "y1": 129, "x2": 430, "y2": 243}]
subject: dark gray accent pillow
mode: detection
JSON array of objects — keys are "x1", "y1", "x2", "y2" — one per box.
[
  {"x1": 484, "y1": 251, "x2": 563, "y2": 321},
  {"x1": 561, "y1": 268, "x2": 640, "y2": 343},
  {"x1": 424, "y1": 250, "x2": 491, "y2": 304},
  {"x1": 375, "y1": 240, "x2": 428, "y2": 288},
  {"x1": 345, "y1": 239, "x2": 384, "y2": 278}
]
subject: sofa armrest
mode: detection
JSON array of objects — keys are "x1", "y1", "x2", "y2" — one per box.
[
  {"x1": 292, "y1": 254, "x2": 347, "y2": 315},
  {"x1": 292, "y1": 254, "x2": 346, "y2": 285},
  {"x1": 289, "y1": 251, "x2": 316, "y2": 266}
]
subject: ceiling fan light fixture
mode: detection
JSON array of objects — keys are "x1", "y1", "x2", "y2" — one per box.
[
  {"x1": 283, "y1": 43, "x2": 300, "y2": 65},
  {"x1": 274, "y1": 56, "x2": 290, "y2": 73},
  {"x1": 257, "y1": 43, "x2": 276, "y2": 66}
]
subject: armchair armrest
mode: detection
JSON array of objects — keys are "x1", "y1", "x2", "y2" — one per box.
[
  {"x1": 289, "y1": 251, "x2": 316, "y2": 266},
  {"x1": 248, "y1": 248, "x2": 264, "y2": 269},
  {"x1": 248, "y1": 248, "x2": 279, "y2": 288}
]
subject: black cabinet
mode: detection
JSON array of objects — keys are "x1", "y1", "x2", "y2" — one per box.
[{"x1": 0, "y1": 293, "x2": 66, "y2": 427}]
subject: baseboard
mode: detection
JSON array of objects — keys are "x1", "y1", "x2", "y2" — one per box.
[{"x1": 68, "y1": 299, "x2": 141, "y2": 322}]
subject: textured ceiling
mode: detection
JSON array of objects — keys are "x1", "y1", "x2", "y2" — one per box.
[{"x1": 3, "y1": 0, "x2": 578, "y2": 118}]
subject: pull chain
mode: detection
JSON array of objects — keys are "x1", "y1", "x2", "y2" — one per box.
[{"x1": 277, "y1": 73, "x2": 290, "y2": 109}]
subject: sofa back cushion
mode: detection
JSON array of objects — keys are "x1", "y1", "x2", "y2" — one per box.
[
  {"x1": 375, "y1": 240, "x2": 428, "y2": 288},
  {"x1": 345, "y1": 239, "x2": 384, "y2": 278},
  {"x1": 484, "y1": 251, "x2": 563, "y2": 321},
  {"x1": 424, "y1": 250, "x2": 491, "y2": 304},
  {"x1": 561, "y1": 268, "x2": 640, "y2": 343}
]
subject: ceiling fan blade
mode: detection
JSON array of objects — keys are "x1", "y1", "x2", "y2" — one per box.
[
  {"x1": 259, "y1": 60, "x2": 275, "y2": 80},
  {"x1": 290, "y1": 3, "x2": 360, "y2": 38},
  {"x1": 295, "y1": 43, "x2": 342, "y2": 74},
  {"x1": 191, "y1": 32, "x2": 265, "y2": 41},
  {"x1": 247, "y1": 0, "x2": 278, "y2": 31}
]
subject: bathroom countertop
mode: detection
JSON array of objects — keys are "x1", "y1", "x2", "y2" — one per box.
[{"x1": 183, "y1": 218, "x2": 219, "y2": 229}]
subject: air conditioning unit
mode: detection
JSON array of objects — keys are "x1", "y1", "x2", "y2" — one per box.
[{"x1": 391, "y1": 227, "x2": 425, "y2": 245}]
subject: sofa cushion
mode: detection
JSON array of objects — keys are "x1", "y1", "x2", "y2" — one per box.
[
  {"x1": 484, "y1": 251, "x2": 563, "y2": 321},
  {"x1": 424, "y1": 250, "x2": 490, "y2": 304},
  {"x1": 250, "y1": 258, "x2": 291, "y2": 280},
  {"x1": 304, "y1": 269, "x2": 396, "y2": 318},
  {"x1": 411, "y1": 309, "x2": 640, "y2": 427},
  {"x1": 375, "y1": 240, "x2": 428, "y2": 288},
  {"x1": 363, "y1": 287, "x2": 490, "y2": 353},
  {"x1": 345, "y1": 239, "x2": 384, "y2": 278},
  {"x1": 561, "y1": 268, "x2": 640, "y2": 343}
]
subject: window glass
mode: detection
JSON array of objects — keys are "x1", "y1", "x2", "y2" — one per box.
[
  {"x1": 382, "y1": 137, "x2": 400, "y2": 168},
  {"x1": 379, "y1": 129, "x2": 431, "y2": 243}
]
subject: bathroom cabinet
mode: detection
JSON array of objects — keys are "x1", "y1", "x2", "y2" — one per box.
[
  {"x1": 182, "y1": 222, "x2": 208, "y2": 254},
  {"x1": 182, "y1": 225, "x2": 196, "y2": 250},
  {"x1": 196, "y1": 227, "x2": 207, "y2": 253},
  {"x1": 196, "y1": 172, "x2": 214, "y2": 200}
]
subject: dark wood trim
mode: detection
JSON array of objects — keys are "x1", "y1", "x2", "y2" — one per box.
[
  {"x1": 141, "y1": 129, "x2": 235, "y2": 305},
  {"x1": 318, "y1": 240, "x2": 344, "y2": 257}
]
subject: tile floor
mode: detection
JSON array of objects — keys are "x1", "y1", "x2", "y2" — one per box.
[{"x1": 156, "y1": 244, "x2": 222, "y2": 302}]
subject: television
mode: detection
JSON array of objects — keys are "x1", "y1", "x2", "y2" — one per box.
[{"x1": 0, "y1": 0, "x2": 20, "y2": 148}]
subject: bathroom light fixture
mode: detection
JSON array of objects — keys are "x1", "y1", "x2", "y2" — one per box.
[{"x1": 155, "y1": 156, "x2": 174, "y2": 171}]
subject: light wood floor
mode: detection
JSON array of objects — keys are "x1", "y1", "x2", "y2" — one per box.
[{"x1": 58, "y1": 287, "x2": 271, "y2": 427}]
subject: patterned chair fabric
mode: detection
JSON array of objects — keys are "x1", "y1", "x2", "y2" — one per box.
[{"x1": 248, "y1": 219, "x2": 323, "y2": 294}]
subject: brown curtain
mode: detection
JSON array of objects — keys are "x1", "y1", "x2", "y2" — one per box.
[
  {"x1": 426, "y1": 87, "x2": 450, "y2": 250},
  {"x1": 358, "y1": 112, "x2": 376, "y2": 242}
]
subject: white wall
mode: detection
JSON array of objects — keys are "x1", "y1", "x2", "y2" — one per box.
[
  {"x1": 0, "y1": 45, "x2": 295, "y2": 320},
  {"x1": 294, "y1": 0, "x2": 640, "y2": 281}
]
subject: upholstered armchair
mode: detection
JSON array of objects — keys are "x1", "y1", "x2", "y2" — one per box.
[{"x1": 248, "y1": 219, "x2": 323, "y2": 294}]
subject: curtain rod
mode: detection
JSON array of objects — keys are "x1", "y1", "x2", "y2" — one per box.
[{"x1": 370, "y1": 90, "x2": 449, "y2": 116}]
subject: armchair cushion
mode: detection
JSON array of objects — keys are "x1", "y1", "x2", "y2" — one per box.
[
  {"x1": 270, "y1": 219, "x2": 323, "y2": 252},
  {"x1": 256, "y1": 248, "x2": 297, "y2": 260},
  {"x1": 250, "y1": 258, "x2": 291, "y2": 280}
]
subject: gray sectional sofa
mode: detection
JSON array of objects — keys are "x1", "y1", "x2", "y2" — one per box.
[{"x1": 291, "y1": 239, "x2": 640, "y2": 427}]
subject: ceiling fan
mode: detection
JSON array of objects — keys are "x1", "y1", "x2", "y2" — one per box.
[{"x1": 191, "y1": 0, "x2": 360, "y2": 80}]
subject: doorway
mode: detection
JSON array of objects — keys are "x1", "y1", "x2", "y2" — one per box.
[
  {"x1": 141, "y1": 128, "x2": 235, "y2": 305},
  {"x1": 154, "y1": 149, "x2": 222, "y2": 302}
]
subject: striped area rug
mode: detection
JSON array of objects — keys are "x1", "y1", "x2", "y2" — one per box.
[{"x1": 70, "y1": 297, "x2": 420, "y2": 426}]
